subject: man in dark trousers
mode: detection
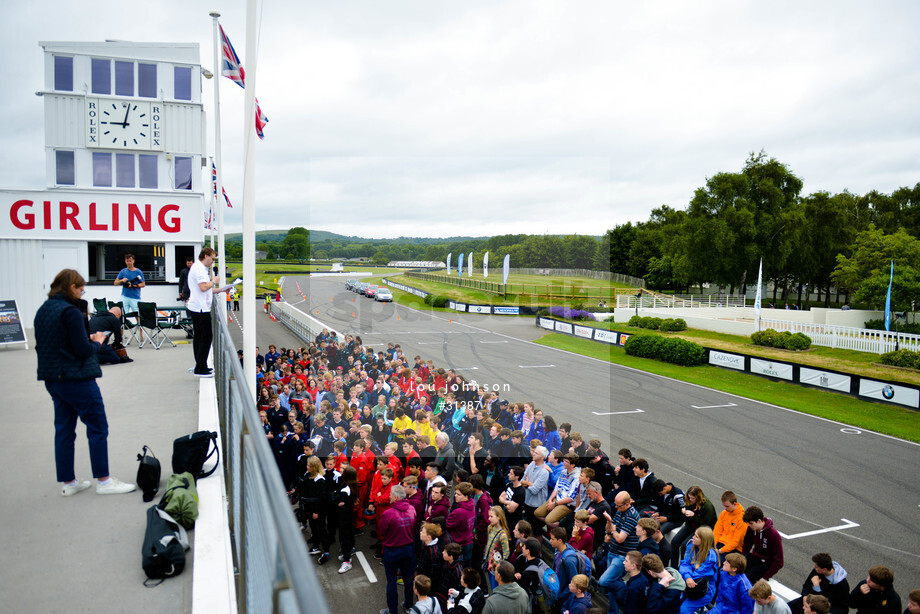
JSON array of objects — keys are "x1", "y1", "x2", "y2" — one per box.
[{"x1": 379, "y1": 485, "x2": 417, "y2": 614}]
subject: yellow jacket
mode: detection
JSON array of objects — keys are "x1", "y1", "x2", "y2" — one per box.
[
  {"x1": 412, "y1": 420, "x2": 441, "y2": 446},
  {"x1": 713, "y1": 503, "x2": 748, "y2": 553}
]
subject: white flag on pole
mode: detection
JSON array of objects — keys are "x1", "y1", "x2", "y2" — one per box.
[
  {"x1": 483, "y1": 252, "x2": 489, "y2": 278},
  {"x1": 502, "y1": 254, "x2": 510, "y2": 285},
  {"x1": 468, "y1": 252, "x2": 473, "y2": 277},
  {"x1": 754, "y1": 258, "x2": 763, "y2": 324}
]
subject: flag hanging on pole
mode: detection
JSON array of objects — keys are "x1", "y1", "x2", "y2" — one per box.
[
  {"x1": 884, "y1": 260, "x2": 894, "y2": 331},
  {"x1": 467, "y1": 252, "x2": 473, "y2": 277},
  {"x1": 219, "y1": 24, "x2": 268, "y2": 138},
  {"x1": 446, "y1": 253, "x2": 452, "y2": 274},
  {"x1": 219, "y1": 25, "x2": 245, "y2": 89},
  {"x1": 211, "y1": 160, "x2": 233, "y2": 208},
  {"x1": 754, "y1": 258, "x2": 763, "y2": 325},
  {"x1": 483, "y1": 252, "x2": 489, "y2": 278},
  {"x1": 458, "y1": 253, "x2": 464, "y2": 277},
  {"x1": 502, "y1": 254, "x2": 510, "y2": 285}
]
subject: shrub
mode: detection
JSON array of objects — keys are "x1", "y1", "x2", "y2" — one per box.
[
  {"x1": 604, "y1": 315, "x2": 615, "y2": 323},
  {"x1": 865, "y1": 319, "x2": 920, "y2": 335},
  {"x1": 547, "y1": 306, "x2": 597, "y2": 321},
  {"x1": 751, "y1": 328, "x2": 811, "y2": 350},
  {"x1": 880, "y1": 349, "x2": 920, "y2": 370},
  {"x1": 423, "y1": 294, "x2": 433, "y2": 305},
  {"x1": 660, "y1": 318, "x2": 688, "y2": 332},
  {"x1": 624, "y1": 334, "x2": 706, "y2": 366},
  {"x1": 431, "y1": 295, "x2": 450, "y2": 308},
  {"x1": 628, "y1": 315, "x2": 642, "y2": 327}
]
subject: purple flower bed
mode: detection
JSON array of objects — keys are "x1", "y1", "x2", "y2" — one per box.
[{"x1": 548, "y1": 306, "x2": 597, "y2": 321}]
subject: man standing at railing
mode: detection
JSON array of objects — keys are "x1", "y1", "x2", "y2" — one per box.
[{"x1": 187, "y1": 247, "x2": 230, "y2": 378}]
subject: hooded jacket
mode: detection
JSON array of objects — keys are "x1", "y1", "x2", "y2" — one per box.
[
  {"x1": 742, "y1": 518, "x2": 784, "y2": 580},
  {"x1": 800, "y1": 561, "x2": 850, "y2": 614},
  {"x1": 713, "y1": 503, "x2": 748, "y2": 554},
  {"x1": 379, "y1": 498, "x2": 417, "y2": 548},
  {"x1": 446, "y1": 497, "x2": 476, "y2": 545},
  {"x1": 712, "y1": 571, "x2": 755, "y2": 614},
  {"x1": 481, "y1": 582, "x2": 529, "y2": 614}
]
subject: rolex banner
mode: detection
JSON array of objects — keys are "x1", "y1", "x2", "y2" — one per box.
[
  {"x1": 502, "y1": 254, "x2": 510, "y2": 285},
  {"x1": 483, "y1": 252, "x2": 489, "y2": 278}
]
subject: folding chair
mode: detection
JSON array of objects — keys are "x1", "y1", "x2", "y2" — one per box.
[
  {"x1": 92, "y1": 298, "x2": 107, "y2": 314},
  {"x1": 137, "y1": 302, "x2": 179, "y2": 349},
  {"x1": 109, "y1": 300, "x2": 142, "y2": 347}
]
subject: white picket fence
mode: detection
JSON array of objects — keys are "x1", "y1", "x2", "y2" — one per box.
[
  {"x1": 617, "y1": 294, "x2": 748, "y2": 309},
  {"x1": 759, "y1": 318, "x2": 920, "y2": 354}
]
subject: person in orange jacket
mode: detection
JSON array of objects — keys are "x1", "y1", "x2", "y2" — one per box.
[{"x1": 713, "y1": 490, "x2": 748, "y2": 556}]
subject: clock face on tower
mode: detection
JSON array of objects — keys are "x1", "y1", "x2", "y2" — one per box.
[{"x1": 85, "y1": 97, "x2": 163, "y2": 150}]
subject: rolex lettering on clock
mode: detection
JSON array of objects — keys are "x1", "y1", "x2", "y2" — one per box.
[{"x1": 85, "y1": 97, "x2": 163, "y2": 150}]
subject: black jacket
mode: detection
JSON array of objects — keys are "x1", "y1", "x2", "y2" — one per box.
[{"x1": 36, "y1": 294, "x2": 101, "y2": 381}]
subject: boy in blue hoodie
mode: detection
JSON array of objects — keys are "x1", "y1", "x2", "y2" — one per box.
[{"x1": 712, "y1": 552, "x2": 755, "y2": 614}]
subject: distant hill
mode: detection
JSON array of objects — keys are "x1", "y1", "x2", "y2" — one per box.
[{"x1": 224, "y1": 229, "x2": 491, "y2": 244}]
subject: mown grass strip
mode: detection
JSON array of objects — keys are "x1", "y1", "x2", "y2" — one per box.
[{"x1": 534, "y1": 333, "x2": 920, "y2": 443}]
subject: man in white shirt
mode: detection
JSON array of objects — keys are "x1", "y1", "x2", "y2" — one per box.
[{"x1": 187, "y1": 247, "x2": 229, "y2": 377}]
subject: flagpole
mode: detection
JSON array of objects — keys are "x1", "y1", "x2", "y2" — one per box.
[
  {"x1": 241, "y1": 0, "x2": 260, "y2": 397},
  {"x1": 209, "y1": 11, "x2": 227, "y2": 317}
]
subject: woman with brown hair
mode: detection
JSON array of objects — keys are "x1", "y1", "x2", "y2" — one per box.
[
  {"x1": 670, "y1": 485, "x2": 718, "y2": 567},
  {"x1": 35, "y1": 269, "x2": 135, "y2": 496}
]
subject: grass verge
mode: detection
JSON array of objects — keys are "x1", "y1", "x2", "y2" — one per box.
[{"x1": 534, "y1": 333, "x2": 920, "y2": 443}]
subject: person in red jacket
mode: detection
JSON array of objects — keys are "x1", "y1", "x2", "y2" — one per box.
[
  {"x1": 350, "y1": 439, "x2": 375, "y2": 530},
  {"x1": 379, "y1": 485, "x2": 418, "y2": 614},
  {"x1": 741, "y1": 505, "x2": 784, "y2": 582},
  {"x1": 446, "y1": 482, "x2": 476, "y2": 568},
  {"x1": 384, "y1": 442, "x2": 404, "y2": 482}
]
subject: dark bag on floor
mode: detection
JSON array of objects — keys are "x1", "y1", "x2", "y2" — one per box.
[
  {"x1": 136, "y1": 445, "x2": 162, "y2": 502},
  {"x1": 172, "y1": 431, "x2": 219, "y2": 479},
  {"x1": 141, "y1": 505, "x2": 189, "y2": 585}
]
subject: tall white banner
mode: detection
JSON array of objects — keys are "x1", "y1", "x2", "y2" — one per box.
[
  {"x1": 468, "y1": 252, "x2": 473, "y2": 277},
  {"x1": 502, "y1": 254, "x2": 510, "y2": 285},
  {"x1": 754, "y1": 258, "x2": 763, "y2": 326},
  {"x1": 446, "y1": 253, "x2": 452, "y2": 274},
  {"x1": 483, "y1": 251, "x2": 490, "y2": 278}
]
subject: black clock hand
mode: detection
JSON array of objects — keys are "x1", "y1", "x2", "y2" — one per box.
[{"x1": 122, "y1": 104, "x2": 131, "y2": 127}]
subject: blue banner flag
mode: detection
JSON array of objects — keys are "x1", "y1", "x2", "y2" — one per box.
[{"x1": 884, "y1": 260, "x2": 893, "y2": 331}]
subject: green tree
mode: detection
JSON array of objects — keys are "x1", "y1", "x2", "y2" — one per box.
[
  {"x1": 371, "y1": 250, "x2": 389, "y2": 265},
  {"x1": 832, "y1": 225, "x2": 920, "y2": 311},
  {"x1": 282, "y1": 228, "x2": 310, "y2": 260},
  {"x1": 596, "y1": 223, "x2": 636, "y2": 273},
  {"x1": 562, "y1": 235, "x2": 598, "y2": 269}
]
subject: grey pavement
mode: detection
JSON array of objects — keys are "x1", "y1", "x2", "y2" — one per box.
[{"x1": 0, "y1": 328, "x2": 199, "y2": 614}]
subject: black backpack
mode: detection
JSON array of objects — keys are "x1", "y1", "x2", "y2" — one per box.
[
  {"x1": 172, "y1": 431, "x2": 219, "y2": 479},
  {"x1": 141, "y1": 505, "x2": 189, "y2": 585},
  {"x1": 136, "y1": 445, "x2": 162, "y2": 502}
]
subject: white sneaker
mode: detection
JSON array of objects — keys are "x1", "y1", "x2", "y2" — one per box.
[
  {"x1": 61, "y1": 480, "x2": 91, "y2": 497},
  {"x1": 338, "y1": 561, "x2": 352, "y2": 574},
  {"x1": 96, "y1": 477, "x2": 137, "y2": 495}
]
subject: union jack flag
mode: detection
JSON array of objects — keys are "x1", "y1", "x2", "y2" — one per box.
[
  {"x1": 219, "y1": 25, "x2": 245, "y2": 89},
  {"x1": 255, "y1": 98, "x2": 269, "y2": 140},
  {"x1": 211, "y1": 160, "x2": 233, "y2": 208}
]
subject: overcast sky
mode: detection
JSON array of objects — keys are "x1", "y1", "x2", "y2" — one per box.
[{"x1": 1, "y1": 1, "x2": 918, "y2": 239}]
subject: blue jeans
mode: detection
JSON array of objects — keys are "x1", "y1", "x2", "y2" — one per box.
[
  {"x1": 383, "y1": 544, "x2": 415, "y2": 614},
  {"x1": 598, "y1": 553, "x2": 626, "y2": 614},
  {"x1": 45, "y1": 380, "x2": 109, "y2": 482},
  {"x1": 460, "y1": 543, "x2": 474, "y2": 569}
]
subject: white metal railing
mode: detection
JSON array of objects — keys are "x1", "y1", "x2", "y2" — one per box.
[
  {"x1": 758, "y1": 318, "x2": 920, "y2": 354},
  {"x1": 617, "y1": 294, "x2": 747, "y2": 309}
]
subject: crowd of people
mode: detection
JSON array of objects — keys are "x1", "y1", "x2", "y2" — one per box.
[{"x1": 253, "y1": 332, "x2": 917, "y2": 614}]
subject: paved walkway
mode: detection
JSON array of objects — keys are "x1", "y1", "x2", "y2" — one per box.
[{"x1": 0, "y1": 329, "x2": 199, "y2": 614}]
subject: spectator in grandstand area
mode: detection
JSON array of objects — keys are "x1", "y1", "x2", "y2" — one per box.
[
  {"x1": 559, "y1": 466, "x2": 594, "y2": 531},
  {"x1": 525, "y1": 408, "x2": 546, "y2": 444},
  {"x1": 463, "y1": 433, "x2": 488, "y2": 477},
  {"x1": 628, "y1": 458, "x2": 657, "y2": 514},
  {"x1": 599, "y1": 491, "x2": 641, "y2": 614},
  {"x1": 558, "y1": 422, "x2": 572, "y2": 455},
  {"x1": 419, "y1": 523, "x2": 445, "y2": 599},
  {"x1": 562, "y1": 573, "x2": 593, "y2": 614},
  {"x1": 651, "y1": 479, "x2": 685, "y2": 536},
  {"x1": 612, "y1": 448, "x2": 636, "y2": 495},
  {"x1": 540, "y1": 415, "x2": 562, "y2": 453},
  {"x1": 635, "y1": 517, "x2": 661, "y2": 557},
  {"x1": 379, "y1": 485, "x2": 417, "y2": 614},
  {"x1": 903, "y1": 590, "x2": 920, "y2": 614},
  {"x1": 585, "y1": 481, "x2": 612, "y2": 556},
  {"x1": 713, "y1": 491, "x2": 747, "y2": 557},
  {"x1": 550, "y1": 526, "x2": 583, "y2": 608},
  {"x1": 545, "y1": 450, "x2": 565, "y2": 493},
  {"x1": 513, "y1": 536, "x2": 542, "y2": 595},
  {"x1": 806, "y1": 595, "x2": 832, "y2": 614},
  {"x1": 482, "y1": 560, "x2": 529, "y2": 614},
  {"x1": 623, "y1": 550, "x2": 651, "y2": 614},
  {"x1": 711, "y1": 552, "x2": 755, "y2": 614},
  {"x1": 483, "y1": 506, "x2": 511, "y2": 589},
  {"x1": 404, "y1": 476, "x2": 425, "y2": 535},
  {"x1": 670, "y1": 485, "x2": 717, "y2": 568},
  {"x1": 788, "y1": 553, "x2": 851, "y2": 614},
  {"x1": 750, "y1": 579, "x2": 793, "y2": 614},
  {"x1": 434, "y1": 432, "x2": 458, "y2": 482},
  {"x1": 569, "y1": 509, "x2": 595, "y2": 558},
  {"x1": 534, "y1": 452, "x2": 581, "y2": 530},
  {"x1": 650, "y1": 519, "x2": 673, "y2": 568},
  {"x1": 678, "y1": 527, "x2": 720, "y2": 614},
  {"x1": 439, "y1": 544, "x2": 465, "y2": 607},
  {"x1": 336, "y1": 465, "x2": 358, "y2": 574},
  {"x1": 520, "y1": 446, "x2": 550, "y2": 530},
  {"x1": 849, "y1": 565, "x2": 902, "y2": 614},
  {"x1": 741, "y1": 505, "x2": 784, "y2": 582},
  {"x1": 587, "y1": 440, "x2": 615, "y2": 493},
  {"x1": 568, "y1": 432, "x2": 588, "y2": 459},
  {"x1": 643, "y1": 553, "x2": 685, "y2": 614},
  {"x1": 447, "y1": 482, "x2": 477, "y2": 568},
  {"x1": 469, "y1": 475, "x2": 494, "y2": 571},
  {"x1": 411, "y1": 575, "x2": 441, "y2": 614},
  {"x1": 445, "y1": 568, "x2": 486, "y2": 614}
]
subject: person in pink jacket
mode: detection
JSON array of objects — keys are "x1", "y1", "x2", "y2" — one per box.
[{"x1": 446, "y1": 482, "x2": 476, "y2": 568}]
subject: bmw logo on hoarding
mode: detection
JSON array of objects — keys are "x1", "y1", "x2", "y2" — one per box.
[{"x1": 882, "y1": 385, "x2": 895, "y2": 399}]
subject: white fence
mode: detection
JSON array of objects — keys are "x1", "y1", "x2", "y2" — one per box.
[
  {"x1": 759, "y1": 318, "x2": 920, "y2": 354},
  {"x1": 617, "y1": 294, "x2": 748, "y2": 309}
]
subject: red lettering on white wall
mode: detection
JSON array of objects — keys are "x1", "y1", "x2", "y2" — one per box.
[
  {"x1": 88, "y1": 202, "x2": 108, "y2": 231},
  {"x1": 10, "y1": 200, "x2": 35, "y2": 229},
  {"x1": 158, "y1": 204, "x2": 181, "y2": 233},
  {"x1": 128, "y1": 203, "x2": 151, "y2": 232},
  {"x1": 43, "y1": 201, "x2": 52, "y2": 230},
  {"x1": 60, "y1": 202, "x2": 82, "y2": 230}
]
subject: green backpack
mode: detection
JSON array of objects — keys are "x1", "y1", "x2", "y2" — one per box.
[{"x1": 158, "y1": 472, "x2": 199, "y2": 530}]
